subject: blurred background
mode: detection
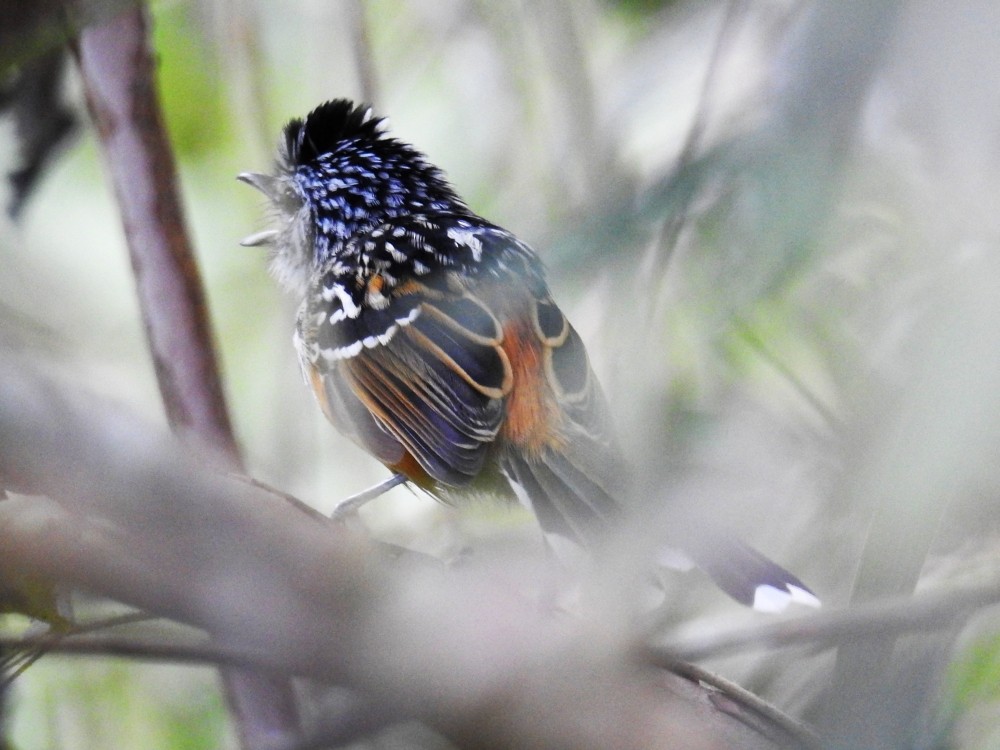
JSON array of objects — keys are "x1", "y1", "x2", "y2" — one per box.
[{"x1": 3, "y1": 0, "x2": 1000, "y2": 747}]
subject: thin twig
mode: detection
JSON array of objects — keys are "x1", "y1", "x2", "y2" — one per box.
[
  {"x1": 228, "y1": 473, "x2": 334, "y2": 524},
  {"x1": 1, "y1": 644, "x2": 44, "y2": 687},
  {"x1": 650, "y1": 0, "x2": 747, "y2": 277},
  {"x1": 734, "y1": 317, "x2": 841, "y2": 430},
  {"x1": 1, "y1": 611, "x2": 154, "y2": 687},
  {"x1": 0, "y1": 634, "x2": 265, "y2": 671},
  {"x1": 225, "y1": 473, "x2": 441, "y2": 568},
  {"x1": 658, "y1": 579, "x2": 1000, "y2": 662},
  {"x1": 347, "y1": 0, "x2": 379, "y2": 106},
  {"x1": 529, "y1": 0, "x2": 615, "y2": 207},
  {"x1": 667, "y1": 659, "x2": 822, "y2": 750}
]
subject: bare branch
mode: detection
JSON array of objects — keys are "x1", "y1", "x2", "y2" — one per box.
[
  {"x1": 648, "y1": 0, "x2": 749, "y2": 278},
  {"x1": 72, "y1": 4, "x2": 239, "y2": 465},
  {"x1": 0, "y1": 359, "x2": 804, "y2": 749},
  {"x1": 347, "y1": 0, "x2": 380, "y2": 106},
  {"x1": 660, "y1": 580, "x2": 1000, "y2": 663},
  {"x1": 71, "y1": 5, "x2": 299, "y2": 745}
]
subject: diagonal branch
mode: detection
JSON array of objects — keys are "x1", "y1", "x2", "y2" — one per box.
[
  {"x1": 0, "y1": 358, "x2": 809, "y2": 750},
  {"x1": 70, "y1": 5, "x2": 298, "y2": 747},
  {"x1": 71, "y1": 2, "x2": 238, "y2": 464},
  {"x1": 658, "y1": 580, "x2": 1000, "y2": 663}
]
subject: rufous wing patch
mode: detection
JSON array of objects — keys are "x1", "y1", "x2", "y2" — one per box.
[
  {"x1": 499, "y1": 319, "x2": 560, "y2": 457},
  {"x1": 307, "y1": 363, "x2": 334, "y2": 421}
]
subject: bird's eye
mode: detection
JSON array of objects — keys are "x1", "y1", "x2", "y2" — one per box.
[{"x1": 276, "y1": 184, "x2": 305, "y2": 214}]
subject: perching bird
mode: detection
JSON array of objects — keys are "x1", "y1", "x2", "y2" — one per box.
[{"x1": 239, "y1": 99, "x2": 818, "y2": 611}]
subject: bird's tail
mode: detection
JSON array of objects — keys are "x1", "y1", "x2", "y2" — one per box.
[
  {"x1": 659, "y1": 537, "x2": 820, "y2": 612},
  {"x1": 502, "y1": 448, "x2": 819, "y2": 612}
]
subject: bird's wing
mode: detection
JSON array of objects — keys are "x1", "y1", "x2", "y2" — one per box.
[
  {"x1": 495, "y1": 290, "x2": 626, "y2": 548},
  {"x1": 298, "y1": 218, "x2": 518, "y2": 486},
  {"x1": 296, "y1": 218, "x2": 819, "y2": 610}
]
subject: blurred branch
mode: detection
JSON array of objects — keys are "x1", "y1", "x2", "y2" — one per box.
[
  {"x1": 529, "y1": 0, "x2": 621, "y2": 208},
  {"x1": 552, "y1": 0, "x2": 903, "y2": 306},
  {"x1": 649, "y1": 0, "x2": 748, "y2": 278},
  {"x1": 0, "y1": 0, "x2": 134, "y2": 74},
  {"x1": 0, "y1": 358, "x2": 807, "y2": 750},
  {"x1": 0, "y1": 633, "x2": 830, "y2": 750},
  {"x1": 660, "y1": 579, "x2": 1000, "y2": 663},
  {"x1": 669, "y1": 661, "x2": 821, "y2": 750},
  {"x1": 347, "y1": 0, "x2": 380, "y2": 106},
  {"x1": 216, "y1": 0, "x2": 273, "y2": 162},
  {"x1": 70, "y1": 5, "x2": 300, "y2": 747},
  {"x1": 824, "y1": 241, "x2": 1000, "y2": 744},
  {"x1": 733, "y1": 319, "x2": 839, "y2": 430},
  {"x1": 72, "y1": 3, "x2": 239, "y2": 464}
]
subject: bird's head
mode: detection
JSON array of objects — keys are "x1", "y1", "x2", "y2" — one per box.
[{"x1": 239, "y1": 99, "x2": 467, "y2": 295}]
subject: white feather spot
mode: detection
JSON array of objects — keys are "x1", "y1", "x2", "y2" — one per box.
[
  {"x1": 397, "y1": 306, "x2": 421, "y2": 326},
  {"x1": 385, "y1": 241, "x2": 407, "y2": 262},
  {"x1": 501, "y1": 470, "x2": 533, "y2": 513},
  {"x1": 446, "y1": 227, "x2": 483, "y2": 261},
  {"x1": 752, "y1": 585, "x2": 794, "y2": 613},
  {"x1": 330, "y1": 285, "x2": 360, "y2": 319},
  {"x1": 656, "y1": 546, "x2": 696, "y2": 572},
  {"x1": 788, "y1": 585, "x2": 821, "y2": 608},
  {"x1": 322, "y1": 340, "x2": 363, "y2": 361},
  {"x1": 363, "y1": 325, "x2": 398, "y2": 350}
]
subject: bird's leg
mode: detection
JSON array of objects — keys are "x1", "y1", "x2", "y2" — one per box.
[{"x1": 331, "y1": 473, "x2": 407, "y2": 520}]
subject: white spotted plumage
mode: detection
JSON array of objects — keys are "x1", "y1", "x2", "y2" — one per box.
[{"x1": 240, "y1": 98, "x2": 820, "y2": 613}]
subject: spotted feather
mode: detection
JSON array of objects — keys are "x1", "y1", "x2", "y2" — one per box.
[{"x1": 241, "y1": 98, "x2": 821, "y2": 612}]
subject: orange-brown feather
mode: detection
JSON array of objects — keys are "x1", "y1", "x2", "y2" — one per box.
[
  {"x1": 308, "y1": 363, "x2": 333, "y2": 421},
  {"x1": 342, "y1": 359, "x2": 437, "y2": 489},
  {"x1": 498, "y1": 319, "x2": 562, "y2": 458},
  {"x1": 388, "y1": 451, "x2": 435, "y2": 489}
]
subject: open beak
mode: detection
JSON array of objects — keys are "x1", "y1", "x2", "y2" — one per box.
[
  {"x1": 237, "y1": 171, "x2": 280, "y2": 201},
  {"x1": 238, "y1": 172, "x2": 282, "y2": 246},
  {"x1": 239, "y1": 229, "x2": 280, "y2": 247}
]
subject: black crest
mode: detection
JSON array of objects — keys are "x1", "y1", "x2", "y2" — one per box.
[{"x1": 282, "y1": 99, "x2": 383, "y2": 167}]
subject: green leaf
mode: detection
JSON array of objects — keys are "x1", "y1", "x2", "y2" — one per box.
[{"x1": 149, "y1": 2, "x2": 232, "y2": 159}]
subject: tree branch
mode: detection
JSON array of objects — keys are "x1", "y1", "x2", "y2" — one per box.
[
  {"x1": 658, "y1": 579, "x2": 1000, "y2": 662},
  {"x1": 0, "y1": 358, "x2": 804, "y2": 750},
  {"x1": 72, "y1": 3, "x2": 238, "y2": 463},
  {"x1": 70, "y1": 4, "x2": 298, "y2": 746}
]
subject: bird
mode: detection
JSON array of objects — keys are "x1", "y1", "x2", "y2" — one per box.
[{"x1": 238, "y1": 99, "x2": 818, "y2": 612}]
